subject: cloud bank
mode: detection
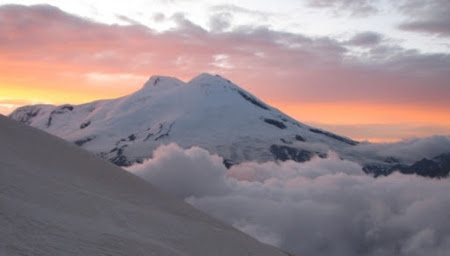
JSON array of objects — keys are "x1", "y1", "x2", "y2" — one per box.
[
  {"x1": 128, "y1": 143, "x2": 450, "y2": 256},
  {"x1": 350, "y1": 135, "x2": 450, "y2": 164},
  {"x1": 1, "y1": 4, "x2": 449, "y2": 107}
]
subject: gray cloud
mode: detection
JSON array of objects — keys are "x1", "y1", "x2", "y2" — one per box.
[
  {"x1": 209, "y1": 11, "x2": 232, "y2": 32},
  {"x1": 397, "y1": 0, "x2": 450, "y2": 36},
  {"x1": 170, "y1": 12, "x2": 207, "y2": 35},
  {"x1": 116, "y1": 14, "x2": 141, "y2": 25},
  {"x1": 209, "y1": 4, "x2": 271, "y2": 18},
  {"x1": 399, "y1": 20, "x2": 450, "y2": 37},
  {"x1": 307, "y1": 0, "x2": 379, "y2": 17},
  {"x1": 152, "y1": 12, "x2": 166, "y2": 22},
  {"x1": 346, "y1": 31, "x2": 383, "y2": 46},
  {"x1": 208, "y1": 4, "x2": 272, "y2": 32},
  {"x1": 127, "y1": 142, "x2": 450, "y2": 256}
]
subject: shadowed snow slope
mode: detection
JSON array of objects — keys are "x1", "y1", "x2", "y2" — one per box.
[{"x1": 0, "y1": 115, "x2": 288, "y2": 256}]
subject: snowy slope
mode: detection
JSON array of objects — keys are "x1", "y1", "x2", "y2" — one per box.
[
  {"x1": 0, "y1": 115, "x2": 290, "y2": 256},
  {"x1": 9, "y1": 73, "x2": 358, "y2": 167}
]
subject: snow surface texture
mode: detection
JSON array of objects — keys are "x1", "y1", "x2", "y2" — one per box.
[
  {"x1": 128, "y1": 143, "x2": 450, "y2": 256},
  {"x1": 9, "y1": 73, "x2": 359, "y2": 168},
  {"x1": 0, "y1": 115, "x2": 288, "y2": 256}
]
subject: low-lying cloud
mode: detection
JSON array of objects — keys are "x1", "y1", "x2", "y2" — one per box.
[
  {"x1": 349, "y1": 135, "x2": 450, "y2": 164},
  {"x1": 127, "y1": 143, "x2": 450, "y2": 256},
  {"x1": 128, "y1": 144, "x2": 230, "y2": 198}
]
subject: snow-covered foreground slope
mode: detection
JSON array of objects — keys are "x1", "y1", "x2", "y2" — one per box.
[
  {"x1": 0, "y1": 115, "x2": 289, "y2": 256},
  {"x1": 9, "y1": 73, "x2": 358, "y2": 168}
]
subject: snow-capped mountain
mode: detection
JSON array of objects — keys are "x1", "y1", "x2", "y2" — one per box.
[
  {"x1": 9, "y1": 73, "x2": 449, "y2": 177},
  {"x1": 0, "y1": 114, "x2": 289, "y2": 256},
  {"x1": 9, "y1": 73, "x2": 358, "y2": 167}
]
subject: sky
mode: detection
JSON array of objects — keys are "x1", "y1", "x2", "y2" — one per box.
[{"x1": 0, "y1": 0, "x2": 449, "y2": 142}]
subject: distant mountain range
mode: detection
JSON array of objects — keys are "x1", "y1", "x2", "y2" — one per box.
[
  {"x1": 9, "y1": 73, "x2": 449, "y2": 177},
  {"x1": 364, "y1": 152, "x2": 450, "y2": 178}
]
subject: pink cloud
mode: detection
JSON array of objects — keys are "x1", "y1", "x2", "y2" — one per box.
[{"x1": 1, "y1": 4, "x2": 449, "y2": 109}]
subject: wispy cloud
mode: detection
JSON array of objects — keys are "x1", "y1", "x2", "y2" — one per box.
[
  {"x1": 0, "y1": 98, "x2": 50, "y2": 115},
  {"x1": 306, "y1": 0, "x2": 380, "y2": 17}
]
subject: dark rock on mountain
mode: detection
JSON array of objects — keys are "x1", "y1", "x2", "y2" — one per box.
[
  {"x1": 270, "y1": 144, "x2": 313, "y2": 162},
  {"x1": 309, "y1": 128, "x2": 358, "y2": 146},
  {"x1": 237, "y1": 90, "x2": 269, "y2": 110},
  {"x1": 295, "y1": 135, "x2": 305, "y2": 142},
  {"x1": 80, "y1": 120, "x2": 91, "y2": 129},
  {"x1": 364, "y1": 152, "x2": 450, "y2": 178},
  {"x1": 264, "y1": 118, "x2": 287, "y2": 129},
  {"x1": 74, "y1": 136, "x2": 95, "y2": 146}
]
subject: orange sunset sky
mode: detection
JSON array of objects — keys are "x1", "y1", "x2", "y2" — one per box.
[{"x1": 1, "y1": 1, "x2": 449, "y2": 142}]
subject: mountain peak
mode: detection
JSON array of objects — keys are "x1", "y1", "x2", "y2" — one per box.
[
  {"x1": 142, "y1": 75, "x2": 184, "y2": 90},
  {"x1": 141, "y1": 73, "x2": 234, "y2": 90},
  {"x1": 188, "y1": 73, "x2": 233, "y2": 86}
]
